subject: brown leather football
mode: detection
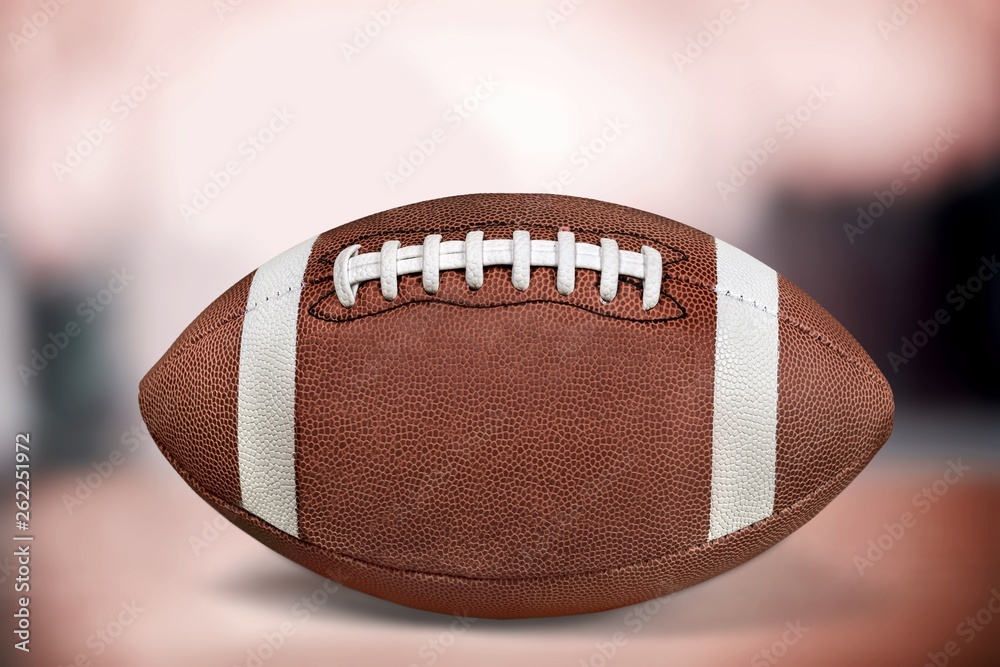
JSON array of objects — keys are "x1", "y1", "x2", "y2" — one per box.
[{"x1": 139, "y1": 193, "x2": 894, "y2": 618}]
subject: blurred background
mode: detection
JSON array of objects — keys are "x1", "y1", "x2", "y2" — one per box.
[{"x1": 1, "y1": 0, "x2": 998, "y2": 665}]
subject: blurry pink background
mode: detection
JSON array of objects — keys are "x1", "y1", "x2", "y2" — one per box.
[{"x1": 1, "y1": 1, "x2": 999, "y2": 665}]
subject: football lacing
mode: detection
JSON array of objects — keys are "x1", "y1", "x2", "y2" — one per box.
[{"x1": 333, "y1": 230, "x2": 663, "y2": 310}]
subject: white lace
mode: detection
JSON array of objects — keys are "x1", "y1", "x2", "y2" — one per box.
[{"x1": 333, "y1": 230, "x2": 663, "y2": 311}]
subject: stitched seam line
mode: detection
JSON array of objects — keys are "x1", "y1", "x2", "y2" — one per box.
[
  {"x1": 153, "y1": 273, "x2": 877, "y2": 387},
  {"x1": 165, "y1": 436, "x2": 873, "y2": 583},
  {"x1": 156, "y1": 225, "x2": 686, "y2": 366},
  {"x1": 246, "y1": 282, "x2": 305, "y2": 313},
  {"x1": 307, "y1": 280, "x2": 688, "y2": 324},
  {"x1": 672, "y1": 274, "x2": 880, "y2": 384},
  {"x1": 153, "y1": 289, "x2": 883, "y2": 581},
  {"x1": 155, "y1": 282, "x2": 307, "y2": 369}
]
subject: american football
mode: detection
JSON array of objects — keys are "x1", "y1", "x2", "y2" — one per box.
[{"x1": 139, "y1": 193, "x2": 894, "y2": 618}]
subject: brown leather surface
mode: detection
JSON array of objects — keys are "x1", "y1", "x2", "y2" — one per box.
[
  {"x1": 774, "y1": 277, "x2": 894, "y2": 510},
  {"x1": 296, "y1": 209, "x2": 720, "y2": 581},
  {"x1": 139, "y1": 273, "x2": 252, "y2": 509},
  {"x1": 159, "y1": 436, "x2": 886, "y2": 619},
  {"x1": 139, "y1": 193, "x2": 895, "y2": 618}
]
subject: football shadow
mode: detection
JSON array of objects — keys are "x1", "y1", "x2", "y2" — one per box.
[
  {"x1": 212, "y1": 565, "x2": 617, "y2": 631},
  {"x1": 211, "y1": 538, "x2": 886, "y2": 636}
]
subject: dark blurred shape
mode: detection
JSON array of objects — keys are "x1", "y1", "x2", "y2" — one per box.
[
  {"x1": 760, "y1": 160, "x2": 1000, "y2": 404},
  {"x1": 28, "y1": 282, "x2": 117, "y2": 467},
  {"x1": 933, "y1": 163, "x2": 1000, "y2": 399}
]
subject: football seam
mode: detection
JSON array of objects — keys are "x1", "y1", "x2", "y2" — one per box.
[
  {"x1": 154, "y1": 272, "x2": 882, "y2": 386},
  {"x1": 670, "y1": 274, "x2": 884, "y2": 384},
  {"x1": 310, "y1": 224, "x2": 690, "y2": 323},
  {"x1": 245, "y1": 282, "x2": 306, "y2": 313},
  {"x1": 305, "y1": 276, "x2": 689, "y2": 324},
  {"x1": 158, "y1": 424, "x2": 876, "y2": 583}
]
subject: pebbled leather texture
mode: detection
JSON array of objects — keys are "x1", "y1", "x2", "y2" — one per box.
[
  {"x1": 237, "y1": 236, "x2": 317, "y2": 537},
  {"x1": 139, "y1": 193, "x2": 895, "y2": 618},
  {"x1": 708, "y1": 239, "x2": 780, "y2": 541}
]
